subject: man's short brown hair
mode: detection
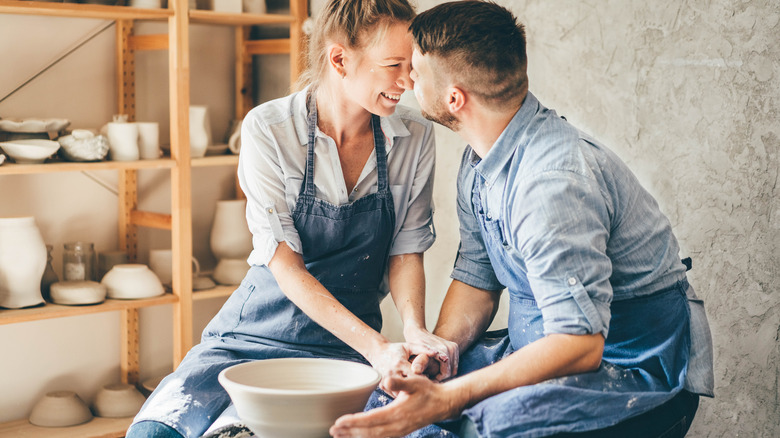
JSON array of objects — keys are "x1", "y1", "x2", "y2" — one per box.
[{"x1": 410, "y1": 1, "x2": 528, "y2": 110}]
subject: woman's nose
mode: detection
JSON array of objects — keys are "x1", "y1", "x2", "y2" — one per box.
[{"x1": 396, "y1": 68, "x2": 414, "y2": 90}]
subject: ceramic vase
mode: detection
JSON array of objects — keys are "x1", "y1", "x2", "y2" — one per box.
[
  {"x1": 0, "y1": 217, "x2": 46, "y2": 308},
  {"x1": 189, "y1": 105, "x2": 212, "y2": 158},
  {"x1": 210, "y1": 200, "x2": 253, "y2": 284}
]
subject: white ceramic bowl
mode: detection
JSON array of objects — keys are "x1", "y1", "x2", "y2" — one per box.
[
  {"x1": 29, "y1": 390, "x2": 93, "y2": 427},
  {"x1": 0, "y1": 118, "x2": 70, "y2": 133},
  {"x1": 0, "y1": 139, "x2": 60, "y2": 164},
  {"x1": 50, "y1": 281, "x2": 107, "y2": 305},
  {"x1": 92, "y1": 383, "x2": 146, "y2": 418},
  {"x1": 219, "y1": 358, "x2": 381, "y2": 438},
  {"x1": 101, "y1": 264, "x2": 165, "y2": 299}
]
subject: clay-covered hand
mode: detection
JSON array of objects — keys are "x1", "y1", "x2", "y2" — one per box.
[
  {"x1": 365, "y1": 342, "x2": 438, "y2": 391},
  {"x1": 403, "y1": 327, "x2": 459, "y2": 381},
  {"x1": 329, "y1": 373, "x2": 464, "y2": 438}
]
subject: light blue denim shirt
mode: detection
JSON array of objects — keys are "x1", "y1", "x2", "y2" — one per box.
[{"x1": 452, "y1": 91, "x2": 714, "y2": 395}]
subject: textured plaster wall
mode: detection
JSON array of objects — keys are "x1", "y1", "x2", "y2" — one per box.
[{"x1": 409, "y1": 0, "x2": 779, "y2": 436}]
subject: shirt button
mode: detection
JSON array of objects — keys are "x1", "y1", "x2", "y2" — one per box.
[
  {"x1": 567, "y1": 277, "x2": 577, "y2": 286},
  {"x1": 267, "y1": 208, "x2": 274, "y2": 214}
]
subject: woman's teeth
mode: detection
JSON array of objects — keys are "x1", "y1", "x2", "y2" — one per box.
[{"x1": 381, "y1": 92, "x2": 401, "y2": 101}]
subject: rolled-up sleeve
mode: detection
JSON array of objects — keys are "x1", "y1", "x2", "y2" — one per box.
[
  {"x1": 510, "y1": 170, "x2": 613, "y2": 338},
  {"x1": 389, "y1": 119, "x2": 436, "y2": 256},
  {"x1": 450, "y1": 149, "x2": 504, "y2": 291},
  {"x1": 237, "y1": 109, "x2": 303, "y2": 266}
]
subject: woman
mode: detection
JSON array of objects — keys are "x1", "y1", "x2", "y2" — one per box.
[{"x1": 127, "y1": 1, "x2": 455, "y2": 437}]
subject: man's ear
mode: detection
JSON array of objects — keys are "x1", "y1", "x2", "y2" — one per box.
[
  {"x1": 327, "y1": 43, "x2": 347, "y2": 77},
  {"x1": 447, "y1": 86, "x2": 466, "y2": 113}
]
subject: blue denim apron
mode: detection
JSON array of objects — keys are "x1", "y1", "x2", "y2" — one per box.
[
  {"x1": 129, "y1": 93, "x2": 396, "y2": 438},
  {"x1": 445, "y1": 175, "x2": 692, "y2": 437}
]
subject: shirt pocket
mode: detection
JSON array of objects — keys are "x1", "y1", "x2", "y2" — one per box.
[{"x1": 481, "y1": 215, "x2": 512, "y2": 251}]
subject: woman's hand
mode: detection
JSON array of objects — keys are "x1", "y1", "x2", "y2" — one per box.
[
  {"x1": 365, "y1": 341, "x2": 439, "y2": 395},
  {"x1": 403, "y1": 327, "x2": 459, "y2": 381}
]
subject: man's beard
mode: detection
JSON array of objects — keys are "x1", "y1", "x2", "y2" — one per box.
[{"x1": 421, "y1": 103, "x2": 460, "y2": 131}]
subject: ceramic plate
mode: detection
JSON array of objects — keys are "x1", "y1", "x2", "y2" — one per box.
[{"x1": 0, "y1": 118, "x2": 71, "y2": 133}]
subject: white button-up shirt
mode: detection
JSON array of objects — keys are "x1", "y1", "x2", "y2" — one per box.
[{"x1": 238, "y1": 88, "x2": 436, "y2": 267}]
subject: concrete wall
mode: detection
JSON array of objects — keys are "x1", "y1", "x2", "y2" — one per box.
[
  {"x1": 1, "y1": 0, "x2": 777, "y2": 436},
  {"x1": 407, "y1": 0, "x2": 779, "y2": 436}
]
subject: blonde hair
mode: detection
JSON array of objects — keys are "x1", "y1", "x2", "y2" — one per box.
[{"x1": 295, "y1": 0, "x2": 416, "y2": 91}]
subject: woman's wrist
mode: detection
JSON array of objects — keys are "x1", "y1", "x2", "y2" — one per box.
[{"x1": 402, "y1": 319, "x2": 427, "y2": 339}]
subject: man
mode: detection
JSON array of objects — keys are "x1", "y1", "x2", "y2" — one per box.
[{"x1": 330, "y1": 1, "x2": 714, "y2": 437}]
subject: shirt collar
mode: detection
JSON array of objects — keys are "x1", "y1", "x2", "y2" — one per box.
[
  {"x1": 473, "y1": 91, "x2": 539, "y2": 186},
  {"x1": 292, "y1": 86, "x2": 411, "y2": 152}
]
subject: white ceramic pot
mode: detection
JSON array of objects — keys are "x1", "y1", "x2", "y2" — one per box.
[
  {"x1": 212, "y1": 258, "x2": 250, "y2": 285},
  {"x1": 0, "y1": 217, "x2": 46, "y2": 309},
  {"x1": 210, "y1": 199, "x2": 253, "y2": 261},
  {"x1": 92, "y1": 383, "x2": 146, "y2": 418},
  {"x1": 219, "y1": 358, "x2": 380, "y2": 438},
  {"x1": 189, "y1": 105, "x2": 212, "y2": 158},
  {"x1": 134, "y1": 122, "x2": 160, "y2": 159},
  {"x1": 101, "y1": 264, "x2": 165, "y2": 299},
  {"x1": 102, "y1": 121, "x2": 140, "y2": 161}
]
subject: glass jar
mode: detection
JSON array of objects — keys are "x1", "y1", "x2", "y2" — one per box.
[{"x1": 63, "y1": 242, "x2": 96, "y2": 281}]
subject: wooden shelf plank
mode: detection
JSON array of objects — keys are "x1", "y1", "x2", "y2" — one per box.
[
  {"x1": 130, "y1": 210, "x2": 173, "y2": 230},
  {"x1": 0, "y1": 0, "x2": 172, "y2": 20},
  {"x1": 0, "y1": 294, "x2": 178, "y2": 326},
  {"x1": 193, "y1": 284, "x2": 235, "y2": 301},
  {"x1": 129, "y1": 33, "x2": 168, "y2": 51},
  {"x1": 191, "y1": 153, "x2": 239, "y2": 167},
  {"x1": 0, "y1": 416, "x2": 132, "y2": 438},
  {"x1": 245, "y1": 38, "x2": 290, "y2": 55},
  {"x1": 0, "y1": 158, "x2": 176, "y2": 175},
  {"x1": 189, "y1": 9, "x2": 295, "y2": 26}
]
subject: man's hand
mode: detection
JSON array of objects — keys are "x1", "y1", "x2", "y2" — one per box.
[
  {"x1": 404, "y1": 327, "x2": 460, "y2": 381},
  {"x1": 329, "y1": 374, "x2": 465, "y2": 438}
]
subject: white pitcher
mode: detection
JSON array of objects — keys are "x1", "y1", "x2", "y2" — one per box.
[
  {"x1": 0, "y1": 217, "x2": 46, "y2": 308},
  {"x1": 210, "y1": 199, "x2": 253, "y2": 260},
  {"x1": 189, "y1": 105, "x2": 212, "y2": 158},
  {"x1": 210, "y1": 200, "x2": 253, "y2": 284}
]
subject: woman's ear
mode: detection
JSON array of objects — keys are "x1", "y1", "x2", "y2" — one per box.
[{"x1": 327, "y1": 43, "x2": 347, "y2": 78}]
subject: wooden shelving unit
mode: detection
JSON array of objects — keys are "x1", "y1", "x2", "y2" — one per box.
[
  {"x1": 0, "y1": 417, "x2": 133, "y2": 438},
  {"x1": 0, "y1": 0, "x2": 306, "y2": 436}
]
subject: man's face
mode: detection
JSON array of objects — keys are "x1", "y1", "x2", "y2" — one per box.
[{"x1": 411, "y1": 49, "x2": 460, "y2": 130}]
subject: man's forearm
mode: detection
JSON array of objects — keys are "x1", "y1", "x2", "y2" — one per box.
[{"x1": 433, "y1": 280, "x2": 502, "y2": 352}]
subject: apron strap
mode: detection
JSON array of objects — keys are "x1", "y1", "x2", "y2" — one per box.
[
  {"x1": 301, "y1": 91, "x2": 318, "y2": 198},
  {"x1": 303, "y1": 91, "x2": 390, "y2": 197},
  {"x1": 371, "y1": 114, "x2": 389, "y2": 193}
]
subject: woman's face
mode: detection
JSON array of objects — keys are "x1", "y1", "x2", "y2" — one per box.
[{"x1": 342, "y1": 22, "x2": 414, "y2": 117}]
